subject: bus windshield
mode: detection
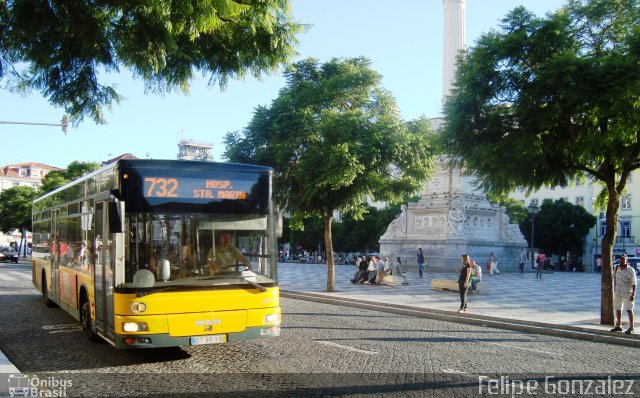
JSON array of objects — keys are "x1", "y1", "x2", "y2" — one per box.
[{"x1": 121, "y1": 211, "x2": 274, "y2": 290}]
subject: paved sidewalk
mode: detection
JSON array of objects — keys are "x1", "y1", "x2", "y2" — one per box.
[{"x1": 277, "y1": 262, "x2": 629, "y2": 338}]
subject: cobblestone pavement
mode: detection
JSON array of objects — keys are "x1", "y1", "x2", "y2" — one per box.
[{"x1": 1, "y1": 261, "x2": 639, "y2": 397}]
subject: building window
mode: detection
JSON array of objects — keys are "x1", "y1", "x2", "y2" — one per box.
[
  {"x1": 622, "y1": 194, "x2": 632, "y2": 210},
  {"x1": 575, "y1": 197, "x2": 584, "y2": 207},
  {"x1": 621, "y1": 220, "x2": 631, "y2": 238},
  {"x1": 575, "y1": 176, "x2": 582, "y2": 186}
]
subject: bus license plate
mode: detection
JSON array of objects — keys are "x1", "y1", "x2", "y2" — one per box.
[{"x1": 190, "y1": 335, "x2": 226, "y2": 345}]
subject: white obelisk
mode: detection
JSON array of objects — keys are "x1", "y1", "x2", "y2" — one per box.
[{"x1": 442, "y1": 0, "x2": 467, "y2": 101}]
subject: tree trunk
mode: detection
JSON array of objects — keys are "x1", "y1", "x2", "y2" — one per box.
[
  {"x1": 600, "y1": 187, "x2": 620, "y2": 325},
  {"x1": 324, "y1": 214, "x2": 335, "y2": 292}
]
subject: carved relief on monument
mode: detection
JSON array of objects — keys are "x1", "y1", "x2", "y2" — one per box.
[{"x1": 414, "y1": 215, "x2": 430, "y2": 230}]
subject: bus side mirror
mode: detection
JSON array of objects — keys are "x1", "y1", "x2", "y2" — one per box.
[{"x1": 109, "y1": 202, "x2": 125, "y2": 233}]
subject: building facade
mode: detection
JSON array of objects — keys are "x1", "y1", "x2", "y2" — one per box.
[
  {"x1": 177, "y1": 139, "x2": 213, "y2": 161},
  {"x1": 0, "y1": 162, "x2": 63, "y2": 193}
]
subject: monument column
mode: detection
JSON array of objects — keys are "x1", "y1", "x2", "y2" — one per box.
[{"x1": 442, "y1": 0, "x2": 467, "y2": 100}]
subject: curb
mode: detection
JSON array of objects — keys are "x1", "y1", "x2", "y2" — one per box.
[
  {"x1": 281, "y1": 290, "x2": 640, "y2": 348},
  {"x1": 0, "y1": 350, "x2": 19, "y2": 374}
]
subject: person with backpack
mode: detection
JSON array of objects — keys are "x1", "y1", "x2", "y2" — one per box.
[
  {"x1": 470, "y1": 259, "x2": 482, "y2": 293},
  {"x1": 611, "y1": 256, "x2": 637, "y2": 334}
]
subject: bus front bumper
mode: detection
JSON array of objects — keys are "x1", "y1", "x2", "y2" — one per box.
[{"x1": 114, "y1": 325, "x2": 281, "y2": 349}]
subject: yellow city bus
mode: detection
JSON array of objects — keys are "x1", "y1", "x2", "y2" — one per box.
[{"x1": 32, "y1": 159, "x2": 281, "y2": 349}]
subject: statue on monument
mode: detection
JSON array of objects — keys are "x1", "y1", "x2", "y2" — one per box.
[
  {"x1": 501, "y1": 211, "x2": 525, "y2": 241},
  {"x1": 447, "y1": 199, "x2": 466, "y2": 236},
  {"x1": 381, "y1": 204, "x2": 408, "y2": 238}
]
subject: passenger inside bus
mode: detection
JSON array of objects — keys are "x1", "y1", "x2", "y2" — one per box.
[{"x1": 207, "y1": 231, "x2": 251, "y2": 274}]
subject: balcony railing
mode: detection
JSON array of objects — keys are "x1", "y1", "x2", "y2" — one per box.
[{"x1": 615, "y1": 236, "x2": 635, "y2": 244}]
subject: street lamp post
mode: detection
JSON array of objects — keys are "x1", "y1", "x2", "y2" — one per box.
[
  {"x1": 0, "y1": 115, "x2": 68, "y2": 134},
  {"x1": 528, "y1": 202, "x2": 540, "y2": 270}
]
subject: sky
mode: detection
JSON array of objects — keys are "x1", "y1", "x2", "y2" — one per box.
[{"x1": 0, "y1": 0, "x2": 565, "y2": 169}]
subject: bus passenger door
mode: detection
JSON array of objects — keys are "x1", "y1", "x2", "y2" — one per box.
[
  {"x1": 94, "y1": 201, "x2": 118, "y2": 341},
  {"x1": 94, "y1": 203, "x2": 105, "y2": 336},
  {"x1": 50, "y1": 210, "x2": 59, "y2": 302}
]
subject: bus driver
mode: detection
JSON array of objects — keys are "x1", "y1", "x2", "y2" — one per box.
[{"x1": 207, "y1": 231, "x2": 251, "y2": 274}]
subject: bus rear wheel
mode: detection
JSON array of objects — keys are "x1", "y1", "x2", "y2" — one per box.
[
  {"x1": 42, "y1": 273, "x2": 56, "y2": 308},
  {"x1": 81, "y1": 299, "x2": 101, "y2": 343}
]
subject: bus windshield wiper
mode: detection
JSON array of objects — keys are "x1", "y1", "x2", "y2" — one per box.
[
  {"x1": 136, "y1": 287, "x2": 177, "y2": 297},
  {"x1": 195, "y1": 273, "x2": 267, "y2": 292},
  {"x1": 241, "y1": 276, "x2": 267, "y2": 292}
]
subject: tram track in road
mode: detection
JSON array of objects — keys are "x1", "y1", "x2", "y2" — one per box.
[{"x1": 281, "y1": 290, "x2": 640, "y2": 348}]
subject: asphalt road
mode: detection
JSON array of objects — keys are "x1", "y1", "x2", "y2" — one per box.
[{"x1": 1, "y1": 261, "x2": 639, "y2": 397}]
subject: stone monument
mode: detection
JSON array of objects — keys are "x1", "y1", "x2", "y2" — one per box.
[
  {"x1": 379, "y1": 0, "x2": 527, "y2": 269},
  {"x1": 379, "y1": 158, "x2": 527, "y2": 269}
]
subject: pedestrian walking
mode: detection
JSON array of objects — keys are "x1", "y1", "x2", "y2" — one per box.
[
  {"x1": 488, "y1": 252, "x2": 500, "y2": 275},
  {"x1": 536, "y1": 252, "x2": 546, "y2": 279},
  {"x1": 611, "y1": 256, "x2": 636, "y2": 334},
  {"x1": 519, "y1": 248, "x2": 527, "y2": 274},
  {"x1": 457, "y1": 254, "x2": 472, "y2": 313},
  {"x1": 417, "y1": 247, "x2": 425, "y2": 278}
]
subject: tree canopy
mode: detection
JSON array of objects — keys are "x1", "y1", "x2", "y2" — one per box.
[
  {"x1": 39, "y1": 161, "x2": 100, "y2": 193},
  {"x1": 224, "y1": 57, "x2": 437, "y2": 291},
  {"x1": 440, "y1": 0, "x2": 640, "y2": 324},
  {"x1": 520, "y1": 199, "x2": 596, "y2": 256},
  {"x1": 0, "y1": 185, "x2": 39, "y2": 233},
  {"x1": 0, "y1": 0, "x2": 303, "y2": 123}
]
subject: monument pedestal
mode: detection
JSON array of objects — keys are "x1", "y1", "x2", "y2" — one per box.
[{"x1": 379, "y1": 161, "x2": 526, "y2": 271}]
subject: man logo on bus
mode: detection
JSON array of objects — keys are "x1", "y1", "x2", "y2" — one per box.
[{"x1": 130, "y1": 302, "x2": 147, "y2": 313}]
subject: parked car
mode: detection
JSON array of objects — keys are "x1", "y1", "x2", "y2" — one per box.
[{"x1": 0, "y1": 247, "x2": 19, "y2": 263}]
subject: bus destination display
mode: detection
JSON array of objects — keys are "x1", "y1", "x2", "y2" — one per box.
[{"x1": 144, "y1": 177, "x2": 249, "y2": 200}]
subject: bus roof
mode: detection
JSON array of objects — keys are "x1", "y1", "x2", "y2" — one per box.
[{"x1": 33, "y1": 159, "x2": 272, "y2": 203}]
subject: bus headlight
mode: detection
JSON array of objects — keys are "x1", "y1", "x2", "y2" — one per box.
[
  {"x1": 123, "y1": 322, "x2": 148, "y2": 332},
  {"x1": 264, "y1": 313, "x2": 280, "y2": 324}
]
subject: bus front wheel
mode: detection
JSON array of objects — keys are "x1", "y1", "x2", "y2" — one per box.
[{"x1": 81, "y1": 299, "x2": 100, "y2": 343}]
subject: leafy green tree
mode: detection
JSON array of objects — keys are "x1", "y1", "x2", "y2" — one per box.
[
  {"x1": 0, "y1": 186, "x2": 39, "y2": 233},
  {"x1": 0, "y1": 0, "x2": 302, "y2": 123},
  {"x1": 440, "y1": 0, "x2": 640, "y2": 324},
  {"x1": 38, "y1": 171, "x2": 68, "y2": 194},
  {"x1": 487, "y1": 194, "x2": 529, "y2": 226},
  {"x1": 520, "y1": 199, "x2": 596, "y2": 257},
  {"x1": 224, "y1": 57, "x2": 437, "y2": 291},
  {"x1": 39, "y1": 161, "x2": 100, "y2": 193}
]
